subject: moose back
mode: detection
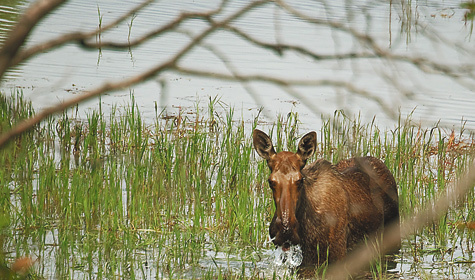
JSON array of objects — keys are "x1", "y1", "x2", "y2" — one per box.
[{"x1": 253, "y1": 129, "x2": 400, "y2": 267}]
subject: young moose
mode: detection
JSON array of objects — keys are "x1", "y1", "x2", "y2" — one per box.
[{"x1": 253, "y1": 129, "x2": 400, "y2": 267}]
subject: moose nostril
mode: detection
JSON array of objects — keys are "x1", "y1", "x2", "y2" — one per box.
[
  {"x1": 276, "y1": 219, "x2": 293, "y2": 234},
  {"x1": 275, "y1": 216, "x2": 289, "y2": 232},
  {"x1": 282, "y1": 222, "x2": 290, "y2": 232}
]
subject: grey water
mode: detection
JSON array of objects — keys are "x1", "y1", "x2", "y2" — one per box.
[{"x1": 1, "y1": 0, "x2": 475, "y2": 132}]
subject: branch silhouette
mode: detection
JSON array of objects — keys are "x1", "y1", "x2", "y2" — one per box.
[
  {"x1": 7, "y1": 0, "x2": 155, "y2": 71},
  {"x1": 2, "y1": 0, "x2": 474, "y2": 148},
  {"x1": 0, "y1": 0, "x2": 267, "y2": 147},
  {"x1": 0, "y1": 0, "x2": 66, "y2": 79}
]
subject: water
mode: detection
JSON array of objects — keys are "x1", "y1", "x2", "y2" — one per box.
[
  {"x1": 272, "y1": 245, "x2": 303, "y2": 269},
  {"x1": 2, "y1": 0, "x2": 475, "y2": 279},
  {"x1": 0, "y1": 0, "x2": 475, "y2": 131}
]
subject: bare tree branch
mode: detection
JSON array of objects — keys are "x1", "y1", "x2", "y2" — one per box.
[
  {"x1": 5, "y1": 0, "x2": 154, "y2": 73},
  {"x1": 276, "y1": 0, "x2": 388, "y2": 56},
  {"x1": 172, "y1": 66, "x2": 398, "y2": 119},
  {"x1": 1, "y1": 0, "x2": 474, "y2": 149},
  {"x1": 0, "y1": 0, "x2": 67, "y2": 79},
  {"x1": 277, "y1": 0, "x2": 475, "y2": 91},
  {"x1": 218, "y1": 23, "x2": 378, "y2": 61},
  {"x1": 0, "y1": 0, "x2": 269, "y2": 148},
  {"x1": 0, "y1": 60, "x2": 174, "y2": 147},
  {"x1": 79, "y1": 11, "x2": 221, "y2": 50}
]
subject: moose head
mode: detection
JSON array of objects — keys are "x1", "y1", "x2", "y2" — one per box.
[{"x1": 253, "y1": 129, "x2": 316, "y2": 251}]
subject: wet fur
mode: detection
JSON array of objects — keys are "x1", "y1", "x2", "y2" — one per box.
[{"x1": 297, "y1": 157, "x2": 400, "y2": 266}]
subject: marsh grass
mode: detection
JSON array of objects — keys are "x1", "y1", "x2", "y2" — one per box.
[{"x1": 1, "y1": 92, "x2": 475, "y2": 279}]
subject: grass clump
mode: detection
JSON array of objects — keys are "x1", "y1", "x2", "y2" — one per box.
[{"x1": 1, "y1": 92, "x2": 475, "y2": 279}]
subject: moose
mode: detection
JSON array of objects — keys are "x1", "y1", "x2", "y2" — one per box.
[{"x1": 253, "y1": 129, "x2": 400, "y2": 267}]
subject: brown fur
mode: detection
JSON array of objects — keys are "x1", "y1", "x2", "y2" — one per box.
[{"x1": 253, "y1": 129, "x2": 400, "y2": 267}]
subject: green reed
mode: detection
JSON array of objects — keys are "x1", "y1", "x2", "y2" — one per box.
[{"x1": 1, "y1": 91, "x2": 475, "y2": 279}]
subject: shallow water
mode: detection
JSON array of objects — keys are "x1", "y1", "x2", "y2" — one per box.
[
  {"x1": 3, "y1": 104, "x2": 475, "y2": 279},
  {"x1": 272, "y1": 244, "x2": 303, "y2": 269}
]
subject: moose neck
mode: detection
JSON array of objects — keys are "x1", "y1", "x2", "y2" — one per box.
[{"x1": 299, "y1": 159, "x2": 342, "y2": 217}]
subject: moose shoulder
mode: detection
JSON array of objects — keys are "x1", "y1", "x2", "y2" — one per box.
[{"x1": 252, "y1": 129, "x2": 400, "y2": 267}]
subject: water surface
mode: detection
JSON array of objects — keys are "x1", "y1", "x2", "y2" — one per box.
[{"x1": 1, "y1": 0, "x2": 474, "y2": 130}]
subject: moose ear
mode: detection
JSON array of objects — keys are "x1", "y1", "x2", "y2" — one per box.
[
  {"x1": 253, "y1": 129, "x2": 276, "y2": 161},
  {"x1": 297, "y1": 131, "x2": 316, "y2": 161}
]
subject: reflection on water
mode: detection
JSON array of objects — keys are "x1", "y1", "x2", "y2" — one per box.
[{"x1": 0, "y1": 0, "x2": 474, "y2": 130}]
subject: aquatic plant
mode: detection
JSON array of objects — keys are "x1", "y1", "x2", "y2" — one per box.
[{"x1": 1, "y1": 92, "x2": 474, "y2": 279}]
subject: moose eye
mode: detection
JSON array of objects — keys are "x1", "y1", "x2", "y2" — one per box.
[{"x1": 268, "y1": 179, "x2": 275, "y2": 190}]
